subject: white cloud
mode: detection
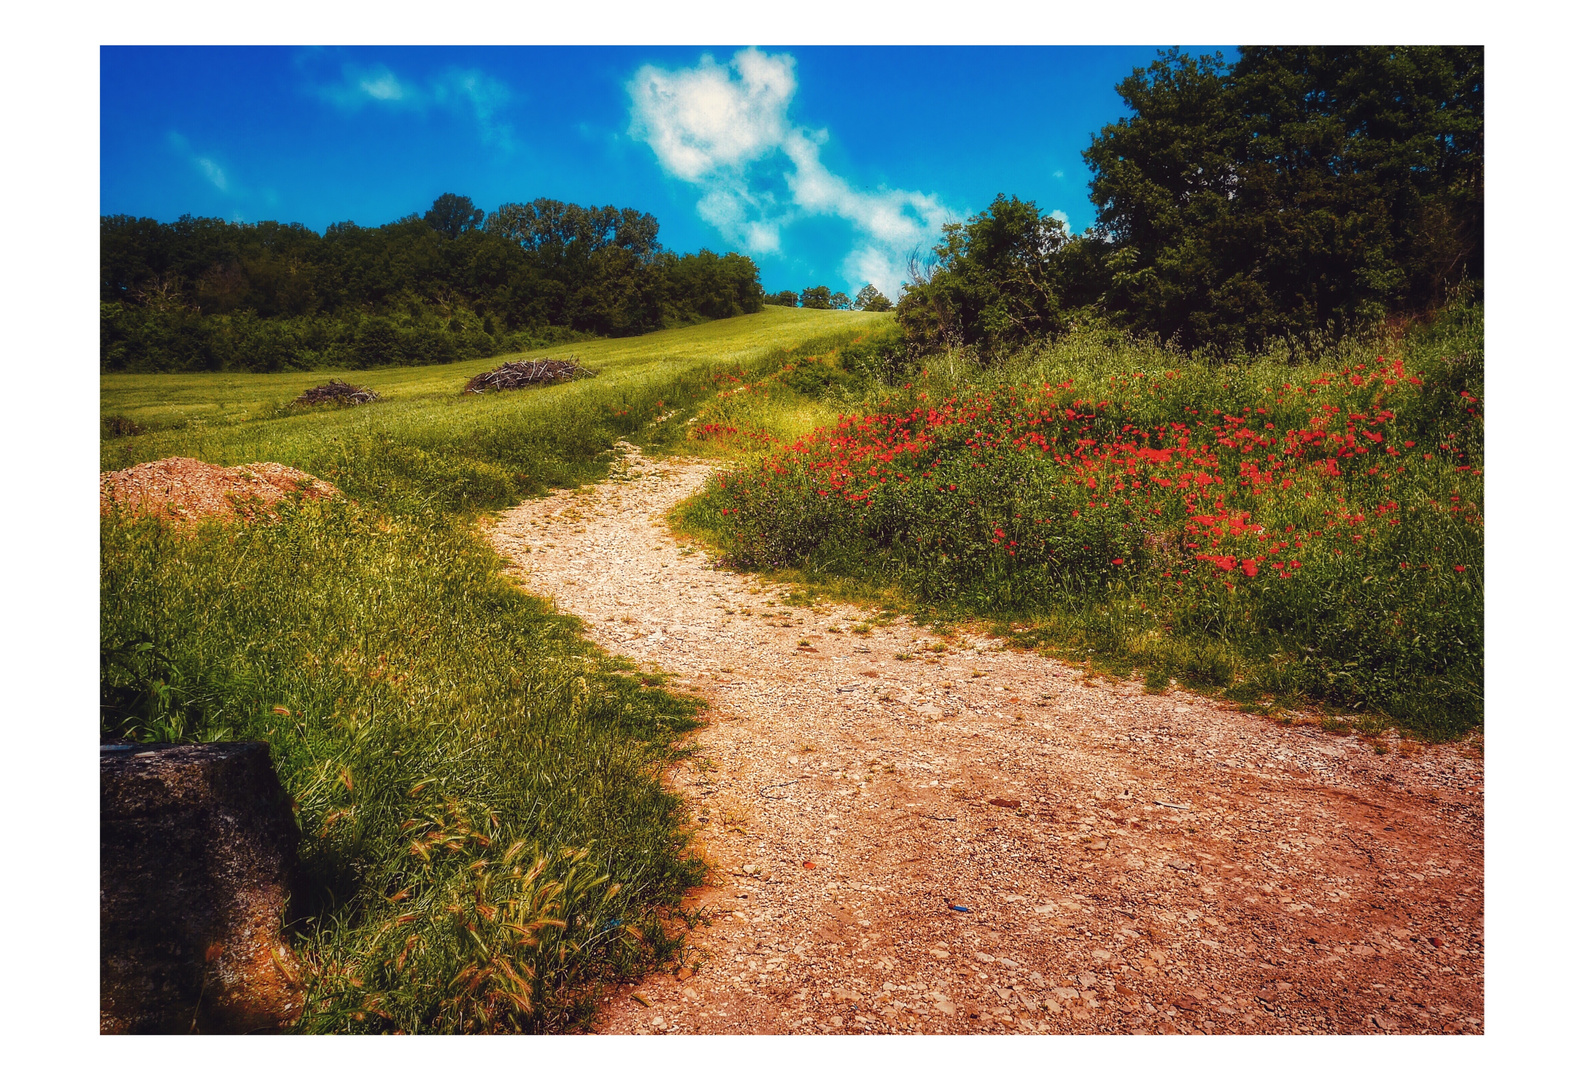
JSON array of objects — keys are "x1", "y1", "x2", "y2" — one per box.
[
  {"x1": 168, "y1": 133, "x2": 234, "y2": 194},
  {"x1": 628, "y1": 47, "x2": 960, "y2": 299},
  {"x1": 312, "y1": 63, "x2": 417, "y2": 110},
  {"x1": 430, "y1": 69, "x2": 512, "y2": 149},
  {"x1": 195, "y1": 157, "x2": 228, "y2": 192},
  {"x1": 310, "y1": 62, "x2": 513, "y2": 149}
]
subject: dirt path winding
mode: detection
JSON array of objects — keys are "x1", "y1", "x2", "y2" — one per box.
[{"x1": 487, "y1": 443, "x2": 1484, "y2": 1035}]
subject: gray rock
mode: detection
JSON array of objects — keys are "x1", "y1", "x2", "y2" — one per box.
[{"x1": 101, "y1": 742, "x2": 304, "y2": 1034}]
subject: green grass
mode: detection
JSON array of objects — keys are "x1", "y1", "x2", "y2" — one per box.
[
  {"x1": 100, "y1": 307, "x2": 885, "y2": 1032},
  {"x1": 102, "y1": 307, "x2": 884, "y2": 444},
  {"x1": 102, "y1": 308, "x2": 886, "y2": 515},
  {"x1": 679, "y1": 305, "x2": 1484, "y2": 741}
]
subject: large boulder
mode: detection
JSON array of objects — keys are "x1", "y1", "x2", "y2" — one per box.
[{"x1": 101, "y1": 742, "x2": 305, "y2": 1034}]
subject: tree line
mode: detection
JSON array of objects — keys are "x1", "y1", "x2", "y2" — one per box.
[
  {"x1": 102, "y1": 48, "x2": 1478, "y2": 372},
  {"x1": 763, "y1": 284, "x2": 894, "y2": 312},
  {"x1": 101, "y1": 195, "x2": 766, "y2": 372},
  {"x1": 897, "y1": 46, "x2": 1482, "y2": 356}
]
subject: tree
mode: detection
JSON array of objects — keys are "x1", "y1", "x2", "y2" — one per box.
[
  {"x1": 854, "y1": 284, "x2": 893, "y2": 312},
  {"x1": 895, "y1": 194, "x2": 1071, "y2": 352},
  {"x1": 423, "y1": 193, "x2": 485, "y2": 240},
  {"x1": 764, "y1": 290, "x2": 799, "y2": 307},
  {"x1": 830, "y1": 291, "x2": 852, "y2": 310},
  {"x1": 1083, "y1": 46, "x2": 1483, "y2": 350},
  {"x1": 101, "y1": 196, "x2": 770, "y2": 371},
  {"x1": 799, "y1": 285, "x2": 833, "y2": 309}
]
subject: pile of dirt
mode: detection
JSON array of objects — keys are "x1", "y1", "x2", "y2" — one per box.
[
  {"x1": 292, "y1": 380, "x2": 379, "y2": 406},
  {"x1": 463, "y1": 358, "x2": 594, "y2": 393},
  {"x1": 101, "y1": 457, "x2": 339, "y2": 524}
]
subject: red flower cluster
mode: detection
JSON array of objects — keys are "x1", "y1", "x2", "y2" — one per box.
[{"x1": 709, "y1": 352, "x2": 1481, "y2": 590}]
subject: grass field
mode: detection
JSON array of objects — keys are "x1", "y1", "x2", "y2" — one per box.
[
  {"x1": 100, "y1": 307, "x2": 886, "y2": 1032},
  {"x1": 102, "y1": 307, "x2": 883, "y2": 438}
]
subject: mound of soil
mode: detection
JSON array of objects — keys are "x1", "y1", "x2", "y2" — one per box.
[
  {"x1": 101, "y1": 457, "x2": 339, "y2": 524},
  {"x1": 463, "y1": 358, "x2": 594, "y2": 393},
  {"x1": 293, "y1": 380, "x2": 379, "y2": 406}
]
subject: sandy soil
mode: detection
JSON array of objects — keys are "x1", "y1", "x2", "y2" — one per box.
[{"x1": 487, "y1": 442, "x2": 1484, "y2": 1036}]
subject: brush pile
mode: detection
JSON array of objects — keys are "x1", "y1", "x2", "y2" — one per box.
[
  {"x1": 293, "y1": 380, "x2": 380, "y2": 406},
  {"x1": 463, "y1": 358, "x2": 594, "y2": 394}
]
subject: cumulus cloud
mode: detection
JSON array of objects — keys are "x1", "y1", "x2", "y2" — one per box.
[
  {"x1": 310, "y1": 61, "x2": 514, "y2": 149},
  {"x1": 628, "y1": 48, "x2": 959, "y2": 299}
]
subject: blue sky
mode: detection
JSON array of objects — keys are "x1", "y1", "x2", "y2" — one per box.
[{"x1": 102, "y1": 45, "x2": 1193, "y2": 300}]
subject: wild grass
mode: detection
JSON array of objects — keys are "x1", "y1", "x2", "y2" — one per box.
[
  {"x1": 681, "y1": 304, "x2": 1484, "y2": 740},
  {"x1": 102, "y1": 307, "x2": 882, "y2": 442},
  {"x1": 103, "y1": 308, "x2": 884, "y2": 514},
  {"x1": 99, "y1": 308, "x2": 883, "y2": 1032}
]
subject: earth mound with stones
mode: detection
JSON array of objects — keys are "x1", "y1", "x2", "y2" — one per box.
[{"x1": 101, "y1": 457, "x2": 338, "y2": 524}]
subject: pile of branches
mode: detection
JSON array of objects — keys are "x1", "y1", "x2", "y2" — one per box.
[
  {"x1": 463, "y1": 358, "x2": 595, "y2": 394},
  {"x1": 293, "y1": 380, "x2": 380, "y2": 406}
]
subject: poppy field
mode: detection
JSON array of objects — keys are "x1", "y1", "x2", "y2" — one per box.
[{"x1": 686, "y1": 305, "x2": 1483, "y2": 739}]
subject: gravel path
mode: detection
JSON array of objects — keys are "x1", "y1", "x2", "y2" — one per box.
[{"x1": 487, "y1": 442, "x2": 1484, "y2": 1036}]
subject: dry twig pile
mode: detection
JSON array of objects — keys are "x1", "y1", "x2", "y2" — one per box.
[
  {"x1": 463, "y1": 359, "x2": 594, "y2": 394},
  {"x1": 293, "y1": 380, "x2": 380, "y2": 406}
]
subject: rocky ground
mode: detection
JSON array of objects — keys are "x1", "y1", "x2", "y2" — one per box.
[{"x1": 487, "y1": 443, "x2": 1484, "y2": 1036}]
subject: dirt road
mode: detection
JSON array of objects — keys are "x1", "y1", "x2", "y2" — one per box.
[{"x1": 487, "y1": 443, "x2": 1484, "y2": 1035}]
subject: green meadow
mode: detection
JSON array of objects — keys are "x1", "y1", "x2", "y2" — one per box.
[{"x1": 100, "y1": 300, "x2": 1482, "y2": 1033}]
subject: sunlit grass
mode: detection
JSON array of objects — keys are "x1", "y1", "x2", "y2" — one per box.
[{"x1": 102, "y1": 307, "x2": 884, "y2": 440}]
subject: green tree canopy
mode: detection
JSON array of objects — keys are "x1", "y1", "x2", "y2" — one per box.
[
  {"x1": 423, "y1": 193, "x2": 485, "y2": 240},
  {"x1": 799, "y1": 285, "x2": 834, "y2": 310},
  {"x1": 892, "y1": 47, "x2": 1482, "y2": 358},
  {"x1": 100, "y1": 196, "x2": 764, "y2": 372},
  {"x1": 854, "y1": 284, "x2": 893, "y2": 312},
  {"x1": 1084, "y1": 46, "x2": 1483, "y2": 350},
  {"x1": 895, "y1": 194, "x2": 1072, "y2": 352}
]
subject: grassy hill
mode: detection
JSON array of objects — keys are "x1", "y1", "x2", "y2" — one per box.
[{"x1": 102, "y1": 307, "x2": 885, "y2": 462}]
